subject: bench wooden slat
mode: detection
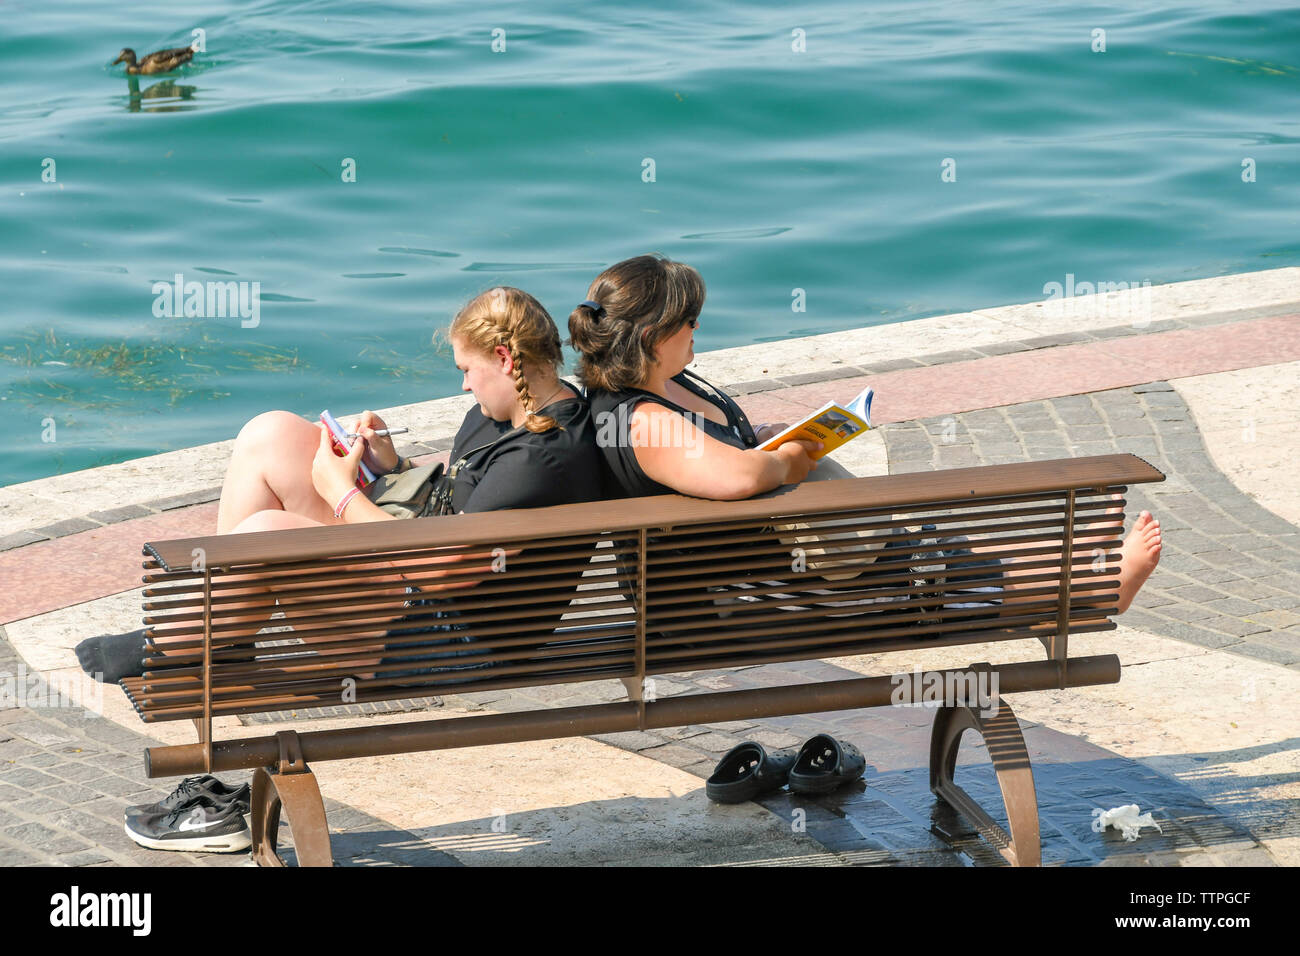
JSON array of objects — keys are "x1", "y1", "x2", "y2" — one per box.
[
  {"x1": 126, "y1": 663, "x2": 639, "y2": 723},
  {"x1": 143, "y1": 453, "x2": 1162, "y2": 570}
]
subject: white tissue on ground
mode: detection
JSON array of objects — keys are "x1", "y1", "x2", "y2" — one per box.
[{"x1": 1092, "y1": 804, "x2": 1163, "y2": 842}]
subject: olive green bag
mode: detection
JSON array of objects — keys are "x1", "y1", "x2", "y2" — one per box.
[
  {"x1": 366, "y1": 425, "x2": 529, "y2": 519},
  {"x1": 366, "y1": 462, "x2": 448, "y2": 519}
]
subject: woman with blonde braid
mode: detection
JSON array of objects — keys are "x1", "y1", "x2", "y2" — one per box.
[
  {"x1": 226, "y1": 285, "x2": 601, "y2": 528},
  {"x1": 77, "y1": 287, "x2": 603, "y2": 679}
]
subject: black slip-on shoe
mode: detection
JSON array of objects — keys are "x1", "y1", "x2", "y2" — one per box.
[
  {"x1": 706, "y1": 742, "x2": 797, "y2": 804},
  {"x1": 787, "y1": 734, "x2": 866, "y2": 795}
]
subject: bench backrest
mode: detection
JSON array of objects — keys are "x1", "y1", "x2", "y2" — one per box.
[{"x1": 125, "y1": 454, "x2": 1164, "y2": 738}]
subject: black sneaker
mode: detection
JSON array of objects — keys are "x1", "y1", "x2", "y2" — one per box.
[
  {"x1": 124, "y1": 795, "x2": 251, "y2": 853},
  {"x1": 123, "y1": 775, "x2": 250, "y2": 824}
]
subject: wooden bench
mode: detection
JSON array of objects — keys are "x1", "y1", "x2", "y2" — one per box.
[{"x1": 126, "y1": 453, "x2": 1164, "y2": 867}]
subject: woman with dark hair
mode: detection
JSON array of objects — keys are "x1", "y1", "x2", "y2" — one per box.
[
  {"x1": 570, "y1": 253, "x2": 821, "y2": 500},
  {"x1": 568, "y1": 254, "x2": 1162, "y2": 613}
]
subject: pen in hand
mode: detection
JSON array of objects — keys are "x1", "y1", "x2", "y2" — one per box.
[{"x1": 345, "y1": 427, "x2": 409, "y2": 439}]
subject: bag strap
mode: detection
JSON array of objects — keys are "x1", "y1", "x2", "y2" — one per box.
[
  {"x1": 428, "y1": 424, "x2": 529, "y2": 516},
  {"x1": 447, "y1": 381, "x2": 577, "y2": 477},
  {"x1": 677, "y1": 368, "x2": 758, "y2": 447},
  {"x1": 447, "y1": 423, "x2": 529, "y2": 478}
]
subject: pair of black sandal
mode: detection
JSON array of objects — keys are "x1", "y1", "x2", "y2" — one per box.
[{"x1": 705, "y1": 735, "x2": 866, "y2": 804}]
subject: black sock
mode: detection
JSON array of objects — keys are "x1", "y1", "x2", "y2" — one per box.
[{"x1": 75, "y1": 629, "x2": 147, "y2": 683}]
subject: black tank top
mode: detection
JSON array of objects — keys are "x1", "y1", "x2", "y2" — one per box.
[
  {"x1": 438, "y1": 381, "x2": 604, "y2": 512},
  {"x1": 587, "y1": 368, "x2": 758, "y2": 498}
]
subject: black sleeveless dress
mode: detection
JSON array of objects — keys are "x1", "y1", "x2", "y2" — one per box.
[{"x1": 586, "y1": 368, "x2": 757, "y2": 498}]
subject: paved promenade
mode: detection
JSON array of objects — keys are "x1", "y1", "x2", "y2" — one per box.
[{"x1": 1, "y1": 268, "x2": 1297, "y2": 866}]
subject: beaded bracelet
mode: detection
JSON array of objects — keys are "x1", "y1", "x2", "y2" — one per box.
[{"x1": 333, "y1": 487, "x2": 361, "y2": 519}]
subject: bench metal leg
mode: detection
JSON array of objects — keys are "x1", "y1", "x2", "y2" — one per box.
[
  {"x1": 929, "y1": 698, "x2": 1041, "y2": 867},
  {"x1": 249, "y1": 731, "x2": 334, "y2": 867}
]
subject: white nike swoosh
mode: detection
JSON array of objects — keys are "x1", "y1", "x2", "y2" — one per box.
[{"x1": 177, "y1": 815, "x2": 219, "y2": 832}]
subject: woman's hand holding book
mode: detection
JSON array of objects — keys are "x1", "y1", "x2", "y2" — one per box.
[
  {"x1": 771, "y1": 439, "x2": 822, "y2": 484},
  {"x1": 752, "y1": 422, "x2": 790, "y2": 444}
]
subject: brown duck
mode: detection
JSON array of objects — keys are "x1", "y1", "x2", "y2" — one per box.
[{"x1": 112, "y1": 46, "x2": 194, "y2": 75}]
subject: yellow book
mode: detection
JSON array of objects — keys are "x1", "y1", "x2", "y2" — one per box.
[{"x1": 759, "y1": 385, "x2": 873, "y2": 460}]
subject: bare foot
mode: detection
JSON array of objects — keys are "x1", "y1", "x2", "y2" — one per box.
[{"x1": 1115, "y1": 510, "x2": 1162, "y2": 613}]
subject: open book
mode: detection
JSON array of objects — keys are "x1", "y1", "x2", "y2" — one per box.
[{"x1": 759, "y1": 385, "x2": 873, "y2": 460}]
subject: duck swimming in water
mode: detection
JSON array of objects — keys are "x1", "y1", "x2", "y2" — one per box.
[{"x1": 112, "y1": 46, "x2": 194, "y2": 75}]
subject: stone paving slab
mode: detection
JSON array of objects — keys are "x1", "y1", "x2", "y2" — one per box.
[
  {"x1": 691, "y1": 267, "x2": 1300, "y2": 383},
  {"x1": 768, "y1": 313, "x2": 1300, "y2": 426},
  {"x1": 1175, "y1": 360, "x2": 1300, "y2": 527},
  {"x1": 0, "y1": 504, "x2": 219, "y2": 625}
]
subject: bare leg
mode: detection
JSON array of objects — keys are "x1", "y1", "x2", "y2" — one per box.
[
  {"x1": 149, "y1": 411, "x2": 467, "y2": 671},
  {"x1": 1110, "y1": 510, "x2": 1162, "y2": 612},
  {"x1": 216, "y1": 411, "x2": 339, "y2": 533},
  {"x1": 973, "y1": 499, "x2": 1161, "y2": 614},
  {"x1": 150, "y1": 409, "x2": 349, "y2": 655}
]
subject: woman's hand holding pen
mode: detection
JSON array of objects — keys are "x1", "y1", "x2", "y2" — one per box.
[{"x1": 353, "y1": 409, "x2": 399, "y2": 475}]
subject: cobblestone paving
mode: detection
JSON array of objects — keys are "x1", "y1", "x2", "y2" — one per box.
[
  {"x1": 1, "y1": 605, "x2": 1276, "y2": 865},
  {"x1": 441, "y1": 658, "x2": 1273, "y2": 867},
  {"x1": 0, "y1": 625, "x2": 454, "y2": 867},
  {"x1": 879, "y1": 383, "x2": 1300, "y2": 668}
]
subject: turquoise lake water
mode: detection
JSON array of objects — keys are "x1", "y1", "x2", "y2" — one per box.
[{"x1": 2, "y1": 0, "x2": 1298, "y2": 485}]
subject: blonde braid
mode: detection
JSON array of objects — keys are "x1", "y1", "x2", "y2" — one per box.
[{"x1": 508, "y1": 335, "x2": 558, "y2": 433}]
